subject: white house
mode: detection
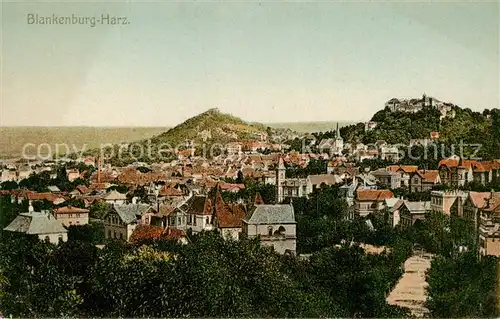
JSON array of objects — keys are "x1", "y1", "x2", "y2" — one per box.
[
  {"x1": 242, "y1": 204, "x2": 297, "y2": 254},
  {"x1": 3, "y1": 210, "x2": 68, "y2": 244}
]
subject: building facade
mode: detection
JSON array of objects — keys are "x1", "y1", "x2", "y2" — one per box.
[{"x1": 242, "y1": 204, "x2": 296, "y2": 254}]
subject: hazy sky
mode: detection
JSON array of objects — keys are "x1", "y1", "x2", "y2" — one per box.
[{"x1": 1, "y1": 0, "x2": 498, "y2": 127}]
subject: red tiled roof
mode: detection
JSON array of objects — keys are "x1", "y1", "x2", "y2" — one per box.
[
  {"x1": 213, "y1": 184, "x2": 246, "y2": 228},
  {"x1": 356, "y1": 189, "x2": 394, "y2": 201},
  {"x1": 254, "y1": 192, "x2": 265, "y2": 205},
  {"x1": 438, "y1": 158, "x2": 459, "y2": 168},
  {"x1": 468, "y1": 192, "x2": 492, "y2": 209},
  {"x1": 416, "y1": 170, "x2": 440, "y2": 183},
  {"x1": 53, "y1": 205, "x2": 89, "y2": 214}
]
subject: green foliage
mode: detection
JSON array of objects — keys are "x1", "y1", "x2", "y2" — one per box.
[
  {"x1": 0, "y1": 233, "x2": 83, "y2": 317},
  {"x1": 0, "y1": 180, "x2": 18, "y2": 190},
  {"x1": 426, "y1": 252, "x2": 497, "y2": 317},
  {"x1": 286, "y1": 159, "x2": 328, "y2": 178},
  {"x1": 67, "y1": 223, "x2": 105, "y2": 245},
  {"x1": 89, "y1": 201, "x2": 111, "y2": 220},
  {"x1": 220, "y1": 178, "x2": 276, "y2": 205}
]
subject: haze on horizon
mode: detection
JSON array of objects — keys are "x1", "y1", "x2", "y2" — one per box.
[{"x1": 1, "y1": 1, "x2": 498, "y2": 127}]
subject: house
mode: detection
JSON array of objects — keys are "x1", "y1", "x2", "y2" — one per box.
[
  {"x1": 242, "y1": 204, "x2": 296, "y2": 254},
  {"x1": 103, "y1": 204, "x2": 153, "y2": 241},
  {"x1": 399, "y1": 201, "x2": 431, "y2": 228},
  {"x1": 437, "y1": 157, "x2": 495, "y2": 187},
  {"x1": 380, "y1": 146, "x2": 400, "y2": 162},
  {"x1": 452, "y1": 192, "x2": 500, "y2": 246},
  {"x1": 307, "y1": 174, "x2": 341, "y2": 193},
  {"x1": 103, "y1": 190, "x2": 127, "y2": 205},
  {"x1": 169, "y1": 185, "x2": 247, "y2": 239},
  {"x1": 372, "y1": 169, "x2": 401, "y2": 189},
  {"x1": 211, "y1": 190, "x2": 247, "y2": 240},
  {"x1": 47, "y1": 185, "x2": 61, "y2": 193},
  {"x1": 53, "y1": 205, "x2": 90, "y2": 227},
  {"x1": 339, "y1": 178, "x2": 358, "y2": 208},
  {"x1": 478, "y1": 196, "x2": 500, "y2": 257},
  {"x1": 387, "y1": 165, "x2": 419, "y2": 188},
  {"x1": 3, "y1": 210, "x2": 68, "y2": 244},
  {"x1": 66, "y1": 169, "x2": 81, "y2": 182},
  {"x1": 168, "y1": 195, "x2": 214, "y2": 233},
  {"x1": 364, "y1": 121, "x2": 377, "y2": 132},
  {"x1": 355, "y1": 149, "x2": 379, "y2": 162},
  {"x1": 354, "y1": 189, "x2": 394, "y2": 218},
  {"x1": 430, "y1": 190, "x2": 467, "y2": 215},
  {"x1": 408, "y1": 170, "x2": 440, "y2": 193},
  {"x1": 385, "y1": 198, "x2": 404, "y2": 227}
]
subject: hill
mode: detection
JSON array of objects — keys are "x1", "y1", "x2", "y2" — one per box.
[
  {"x1": 340, "y1": 104, "x2": 500, "y2": 159},
  {"x1": 148, "y1": 108, "x2": 268, "y2": 147},
  {"x1": 93, "y1": 108, "x2": 275, "y2": 164}
]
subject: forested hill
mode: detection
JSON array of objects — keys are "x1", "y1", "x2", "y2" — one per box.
[{"x1": 340, "y1": 106, "x2": 500, "y2": 159}]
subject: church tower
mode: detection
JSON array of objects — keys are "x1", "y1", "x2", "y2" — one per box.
[
  {"x1": 276, "y1": 156, "x2": 286, "y2": 203},
  {"x1": 334, "y1": 122, "x2": 344, "y2": 156}
]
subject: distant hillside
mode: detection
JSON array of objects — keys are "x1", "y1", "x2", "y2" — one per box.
[
  {"x1": 340, "y1": 105, "x2": 500, "y2": 159},
  {"x1": 267, "y1": 121, "x2": 356, "y2": 133},
  {"x1": 0, "y1": 127, "x2": 168, "y2": 159}
]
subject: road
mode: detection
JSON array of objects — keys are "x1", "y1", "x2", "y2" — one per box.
[{"x1": 386, "y1": 252, "x2": 434, "y2": 317}]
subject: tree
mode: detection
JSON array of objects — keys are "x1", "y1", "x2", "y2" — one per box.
[
  {"x1": 89, "y1": 201, "x2": 111, "y2": 220},
  {"x1": 426, "y1": 252, "x2": 497, "y2": 317},
  {"x1": 0, "y1": 180, "x2": 18, "y2": 190},
  {"x1": 236, "y1": 170, "x2": 244, "y2": 184}
]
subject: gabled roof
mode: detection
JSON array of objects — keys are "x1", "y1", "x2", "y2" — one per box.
[
  {"x1": 467, "y1": 192, "x2": 492, "y2": 209},
  {"x1": 414, "y1": 170, "x2": 440, "y2": 183},
  {"x1": 401, "y1": 201, "x2": 431, "y2": 214},
  {"x1": 111, "y1": 204, "x2": 152, "y2": 224},
  {"x1": 53, "y1": 205, "x2": 89, "y2": 214},
  {"x1": 104, "y1": 190, "x2": 127, "y2": 201},
  {"x1": 243, "y1": 204, "x2": 296, "y2": 225},
  {"x1": 253, "y1": 192, "x2": 265, "y2": 205},
  {"x1": 438, "y1": 158, "x2": 460, "y2": 169},
  {"x1": 4, "y1": 211, "x2": 67, "y2": 235},
  {"x1": 308, "y1": 174, "x2": 340, "y2": 186},
  {"x1": 356, "y1": 189, "x2": 394, "y2": 201}
]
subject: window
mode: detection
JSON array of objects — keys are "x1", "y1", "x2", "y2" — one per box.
[
  {"x1": 108, "y1": 230, "x2": 111, "y2": 238},
  {"x1": 268, "y1": 226, "x2": 273, "y2": 236},
  {"x1": 178, "y1": 217, "x2": 181, "y2": 225},
  {"x1": 44, "y1": 236, "x2": 50, "y2": 242},
  {"x1": 120, "y1": 233, "x2": 123, "y2": 240},
  {"x1": 76, "y1": 213, "x2": 80, "y2": 218},
  {"x1": 58, "y1": 234, "x2": 63, "y2": 242},
  {"x1": 113, "y1": 230, "x2": 116, "y2": 238},
  {"x1": 274, "y1": 226, "x2": 286, "y2": 236},
  {"x1": 193, "y1": 216, "x2": 197, "y2": 226},
  {"x1": 206, "y1": 217, "x2": 210, "y2": 225}
]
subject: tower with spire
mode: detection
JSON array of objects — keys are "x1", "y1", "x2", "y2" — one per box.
[
  {"x1": 334, "y1": 122, "x2": 344, "y2": 156},
  {"x1": 276, "y1": 156, "x2": 286, "y2": 203}
]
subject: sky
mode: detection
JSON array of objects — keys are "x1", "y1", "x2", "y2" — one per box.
[{"x1": 1, "y1": 0, "x2": 498, "y2": 127}]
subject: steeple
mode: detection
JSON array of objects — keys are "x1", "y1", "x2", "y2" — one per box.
[
  {"x1": 336, "y1": 122, "x2": 341, "y2": 140},
  {"x1": 253, "y1": 192, "x2": 265, "y2": 205},
  {"x1": 278, "y1": 156, "x2": 286, "y2": 170}
]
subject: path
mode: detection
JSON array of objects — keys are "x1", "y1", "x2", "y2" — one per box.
[{"x1": 386, "y1": 252, "x2": 434, "y2": 317}]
